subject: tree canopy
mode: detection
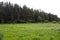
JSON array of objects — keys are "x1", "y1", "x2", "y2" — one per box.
[{"x1": 0, "y1": 2, "x2": 59, "y2": 23}]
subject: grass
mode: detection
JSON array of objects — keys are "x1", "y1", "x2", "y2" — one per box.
[{"x1": 0, "y1": 23, "x2": 60, "y2": 40}]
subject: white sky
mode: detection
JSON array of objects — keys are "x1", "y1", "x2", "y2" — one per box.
[{"x1": 0, "y1": 0, "x2": 60, "y2": 18}]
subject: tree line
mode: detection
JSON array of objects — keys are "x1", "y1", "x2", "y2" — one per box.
[{"x1": 0, "y1": 2, "x2": 59, "y2": 23}]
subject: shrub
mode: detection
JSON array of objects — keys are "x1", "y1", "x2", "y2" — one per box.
[
  {"x1": 27, "y1": 20, "x2": 35, "y2": 23},
  {"x1": 52, "y1": 21, "x2": 57, "y2": 23},
  {"x1": 58, "y1": 22, "x2": 60, "y2": 24},
  {"x1": 12, "y1": 20, "x2": 27, "y2": 23},
  {"x1": 44, "y1": 20, "x2": 49, "y2": 23}
]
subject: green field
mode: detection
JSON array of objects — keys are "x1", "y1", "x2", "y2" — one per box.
[{"x1": 0, "y1": 23, "x2": 60, "y2": 40}]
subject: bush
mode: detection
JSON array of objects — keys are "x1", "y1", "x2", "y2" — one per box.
[
  {"x1": 27, "y1": 20, "x2": 35, "y2": 23},
  {"x1": 52, "y1": 21, "x2": 57, "y2": 23},
  {"x1": 44, "y1": 20, "x2": 49, "y2": 23},
  {"x1": 58, "y1": 22, "x2": 60, "y2": 24},
  {"x1": 12, "y1": 20, "x2": 26, "y2": 23}
]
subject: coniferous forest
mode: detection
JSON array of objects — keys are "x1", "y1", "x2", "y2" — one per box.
[{"x1": 0, "y1": 2, "x2": 59, "y2": 23}]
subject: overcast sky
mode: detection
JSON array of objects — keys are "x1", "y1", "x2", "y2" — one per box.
[{"x1": 0, "y1": 0, "x2": 60, "y2": 17}]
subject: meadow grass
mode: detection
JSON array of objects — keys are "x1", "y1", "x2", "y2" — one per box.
[{"x1": 0, "y1": 23, "x2": 60, "y2": 40}]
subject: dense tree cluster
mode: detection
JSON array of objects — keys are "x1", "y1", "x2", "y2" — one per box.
[{"x1": 0, "y1": 2, "x2": 59, "y2": 23}]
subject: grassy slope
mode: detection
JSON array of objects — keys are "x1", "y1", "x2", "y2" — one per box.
[{"x1": 0, "y1": 23, "x2": 60, "y2": 40}]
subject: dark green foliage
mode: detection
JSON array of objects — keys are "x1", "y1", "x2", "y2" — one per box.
[
  {"x1": 52, "y1": 21, "x2": 57, "y2": 23},
  {"x1": 57, "y1": 29, "x2": 60, "y2": 32},
  {"x1": 0, "y1": 33, "x2": 4, "y2": 40},
  {"x1": 50, "y1": 37, "x2": 53, "y2": 40},
  {"x1": 44, "y1": 20, "x2": 49, "y2": 23},
  {"x1": 32, "y1": 37, "x2": 40, "y2": 40},
  {"x1": 0, "y1": 2, "x2": 59, "y2": 23}
]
